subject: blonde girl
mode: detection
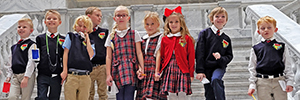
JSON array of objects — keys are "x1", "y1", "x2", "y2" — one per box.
[
  {"x1": 104, "y1": 5, "x2": 145, "y2": 100},
  {"x1": 154, "y1": 6, "x2": 195, "y2": 100}
]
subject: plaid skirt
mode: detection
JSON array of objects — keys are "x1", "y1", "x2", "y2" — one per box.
[
  {"x1": 160, "y1": 54, "x2": 192, "y2": 95},
  {"x1": 136, "y1": 58, "x2": 167, "y2": 100}
]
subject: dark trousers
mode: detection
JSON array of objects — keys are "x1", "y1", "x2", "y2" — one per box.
[
  {"x1": 116, "y1": 85, "x2": 135, "y2": 100},
  {"x1": 35, "y1": 74, "x2": 62, "y2": 100},
  {"x1": 204, "y1": 68, "x2": 226, "y2": 100}
]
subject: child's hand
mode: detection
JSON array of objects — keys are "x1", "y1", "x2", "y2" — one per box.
[
  {"x1": 196, "y1": 73, "x2": 206, "y2": 81},
  {"x1": 190, "y1": 77, "x2": 194, "y2": 82},
  {"x1": 106, "y1": 75, "x2": 113, "y2": 86},
  {"x1": 286, "y1": 85, "x2": 293, "y2": 92},
  {"x1": 154, "y1": 72, "x2": 160, "y2": 81},
  {"x1": 21, "y1": 77, "x2": 29, "y2": 88},
  {"x1": 247, "y1": 89, "x2": 255, "y2": 96},
  {"x1": 5, "y1": 77, "x2": 11, "y2": 83},
  {"x1": 212, "y1": 52, "x2": 221, "y2": 60},
  {"x1": 61, "y1": 71, "x2": 68, "y2": 85},
  {"x1": 136, "y1": 69, "x2": 145, "y2": 80}
]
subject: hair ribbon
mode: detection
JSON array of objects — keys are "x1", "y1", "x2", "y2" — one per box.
[{"x1": 164, "y1": 6, "x2": 182, "y2": 17}]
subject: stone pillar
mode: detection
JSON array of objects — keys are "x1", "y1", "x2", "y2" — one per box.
[{"x1": 219, "y1": 1, "x2": 242, "y2": 29}]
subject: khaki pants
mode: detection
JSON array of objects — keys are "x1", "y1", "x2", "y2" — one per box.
[
  {"x1": 8, "y1": 73, "x2": 36, "y2": 100},
  {"x1": 89, "y1": 64, "x2": 107, "y2": 100},
  {"x1": 64, "y1": 74, "x2": 91, "y2": 100},
  {"x1": 256, "y1": 76, "x2": 287, "y2": 100}
]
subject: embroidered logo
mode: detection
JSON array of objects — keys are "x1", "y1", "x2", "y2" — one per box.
[
  {"x1": 273, "y1": 43, "x2": 282, "y2": 50},
  {"x1": 82, "y1": 41, "x2": 86, "y2": 46},
  {"x1": 222, "y1": 40, "x2": 229, "y2": 48},
  {"x1": 98, "y1": 32, "x2": 105, "y2": 39},
  {"x1": 179, "y1": 39, "x2": 186, "y2": 47},
  {"x1": 59, "y1": 39, "x2": 65, "y2": 45},
  {"x1": 20, "y1": 44, "x2": 28, "y2": 51}
]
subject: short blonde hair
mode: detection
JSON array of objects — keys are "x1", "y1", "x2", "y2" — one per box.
[
  {"x1": 18, "y1": 18, "x2": 33, "y2": 29},
  {"x1": 72, "y1": 15, "x2": 93, "y2": 33},
  {"x1": 45, "y1": 10, "x2": 61, "y2": 21},
  {"x1": 143, "y1": 11, "x2": 161, "y2": 32},
  {"x1": 208, "y1": 7, "x2": 228, "y2": 24},
  {"x1": 85, "y1": 7, "x2": 101, "y2": 15},
  {"x1": 257, "y1": 16, "x2": 277, "y2": 29}
]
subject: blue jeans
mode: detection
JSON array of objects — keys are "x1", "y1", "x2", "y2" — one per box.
[
  {"x1": 116, "y1": 85, "x2": 135, "y2": 100},
  {"x1": 35, "y1": 74, "x2": 62, "y2": 100},
  {"x1": 204, "y1": 68, "x2": 226, "y2": 100}
]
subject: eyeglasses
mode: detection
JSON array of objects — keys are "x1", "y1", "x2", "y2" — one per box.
[{"x1": 115, "y1": 14, "x2": 128, "y2": 18}]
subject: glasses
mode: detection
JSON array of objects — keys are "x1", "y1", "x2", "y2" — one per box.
[{"x1": 115, "y1": 14, "x2": 128, "y2": 18}]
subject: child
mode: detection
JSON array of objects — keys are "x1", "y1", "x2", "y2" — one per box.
[
  {"x1": 154, "y1": 6, "x2": 195, "y2": 100},
  {"x1": 247, "y1": 16, "x2": 294, "y2": 100},
  {"x1": 5, "y1": 18, "x2": 36, "y2": 100},
  {"x1": 61, "y1": 15, "x2": 95, "y2": 100},
  {"x1": 136, "y1": 11, "x2": 167, "y2": 100},
  {"x1": 86, "y1": 7, "x2": 109, "y2": 100},
  {"x1": 105, "y1": 5, "x2": 145, "y2": 100},
  {"x1": 195, "y1": 7, "x2": 233, "y2": 100},
  {"x1": 35, "y1": 10, "x2": 65, "y2": 100}
]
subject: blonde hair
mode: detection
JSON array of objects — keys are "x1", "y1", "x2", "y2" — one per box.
[
  {"x1": 208, "y1": 7, "x2": 228, "y2": 24},
  {"x1": 257, "y1": 16, "x2": 277, "y2": 29},
  {"x1": 143, "y1": 11, "x2": 161, "y2": 33},
  {"x1": 163, "y1": 13, "x2": 195, "y2": 43},
  {"x1": 72, "y1": 15, "x2": 93, "y2": 34},
  {"x1": 45, "y1": 10, "x2": 61, "y2": 21},
  {"x1": 85, "y1": 7, "x2": 101, "y2": 15},
  {"x1": 18, "y1": 18, "x2": 33, "y2": 29},
  {"x1": 110, "y1": 5, "x2": 130, "y2": 38}
]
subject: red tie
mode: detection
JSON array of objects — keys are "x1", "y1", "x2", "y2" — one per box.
[
  {"x1": 51, "y1": 33, "x2": 55, "y2": 38},
  {"x1": 266, "y1": 40, "x2": 271, "y2": 43},
  {"x1": 93, "y1": 28, "x2": 96, "y2": 32},
  {"x1": 17, "y1": 39, "x2": 23, "y2": 44},
  {"x1": 217, "y1": 30, "x2": 220, "y2": 36}
]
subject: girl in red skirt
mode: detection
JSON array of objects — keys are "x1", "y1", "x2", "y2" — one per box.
[
  {"x1": 105, "y1": 5, "x2": 145, "y2": 100},
  {"x1": 136, "y1": 11, "x2": 167, "y2": 100},
  {"x1": 155, "y1": 6, "x2": 195, "y2": 100}
]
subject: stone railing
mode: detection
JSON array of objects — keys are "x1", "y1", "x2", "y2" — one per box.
[{"x1": 246, "y1": 4, "x2": 300, "y2": 100}]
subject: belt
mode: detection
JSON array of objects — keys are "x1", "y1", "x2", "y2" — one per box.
[
  {"x1": 256, "y1": 73, "x2": 284, "y2": 79},
  {"x1": 93, "y1": 64, "x2": 103, "y2": 67},
  {"x1": 68, "y1": 71, "x2": 90, "y2": 75}
]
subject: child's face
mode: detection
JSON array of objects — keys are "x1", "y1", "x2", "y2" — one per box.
[
  {"x1": 168, "y1": 15, "x2": 181, "y2": 34},
  {"x1": 257, "y1": 22, "x2": 278, "y2": 40},
  {"x1": 88, "y1": 10, "x2": 102, "y2": 27},
  {"x1": 18, "y1": 22, "x2": 33, "y2": 38},
  {"x1": 75, "y1": 20, "x2": 87, "y2": 33},
  {"x1": 113, "y1": 9, "x2": 130, "y2": 26},
  {"x1": 144, "y1": 18, "x2": 159, "y2": 36},
  {"x1": 212, "y1": 12, "x2": 227, "y2": 29},
  {"x1": 44, "y1": 13, "x2": 62, "y2": 29}
]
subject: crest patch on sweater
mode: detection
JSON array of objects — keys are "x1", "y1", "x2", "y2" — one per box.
[
  {"x1": 59, "y1": 39, "x2": 65, "y2": 45},
  {"x1": 179, "y1": 39, "x2": 186, "y2": 47},
  {"x1": 82, "y1": 41, "x2": 86, "y2": 46},
  {"x1": 222, "y1": 40, "x2": 229, "y2": 48},
  {"x1": 273, "y1": 43, "x2": 282, "y2": 50},
  {"x1": 98, "y1": 32, "x2": 105, "y2": 39},
  {"x1": 20, "y1": 44, "x2": 28, "y2": 51}
]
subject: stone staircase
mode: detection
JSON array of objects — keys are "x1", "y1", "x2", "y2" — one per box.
[{"x1": 0, "y1": 36, "x2": 254, "y2": 100}]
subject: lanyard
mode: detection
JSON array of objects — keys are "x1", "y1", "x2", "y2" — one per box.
[{"x1": 46, "y1": 34, "x2": 59, "y2": 66}]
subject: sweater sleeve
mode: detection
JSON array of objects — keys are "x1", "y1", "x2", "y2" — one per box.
[
  {"x1": 195, "y1": 31, "x2": 206, "y2": 73},
  {"x1": 187, "y1": 36, "x2": 195, "y2": 77}
]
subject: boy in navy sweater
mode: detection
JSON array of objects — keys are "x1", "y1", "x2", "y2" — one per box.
[
  {"x1": 195, "y1": 7, "x2": 233, "y2": 100},
  {"x1": 35, "y1": 10, "x2": 65, "y2": 100},
  {"x1": 86, "y1": 7, "x2": 109, "y2": 100},
  {"x1": 247, "y1": 16, "x2": 293, "y2": 100},
  {"x1": 6, "y1": 18, "x2": 36, "y2": 100}
]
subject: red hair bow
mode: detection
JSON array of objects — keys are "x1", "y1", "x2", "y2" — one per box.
[{"x1": 164, "y1": 6, "x2": 182, "y2": 17}]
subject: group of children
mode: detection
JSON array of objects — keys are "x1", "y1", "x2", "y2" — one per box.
[{"x1": 3, "y1": 4, "x2": 294, "y2": 100}]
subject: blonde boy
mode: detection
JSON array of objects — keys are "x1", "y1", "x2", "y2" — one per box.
[{"x1": 6, "y1": 18, "x2": 36, "y2": 100}]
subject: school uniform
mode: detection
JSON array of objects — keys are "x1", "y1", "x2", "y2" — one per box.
[
  {"x1": 104, "y1": 28, "x2": 142, "y2": 100},
  {"x1": 62, "y1": 32, "x2": 94, "y2": 100},
  {"x1": 136, "y1": 32, "x2": 167, "y2": 100},
  {"x1": 88, "y1": 26, "x2": 109, "y2": 100},
  {"x1": 195, "y1": 25, "x2": 233, "y2": 100},
  {"x1": 7, "y1": 38, "x2": 36, "y2": 100},
  {"x1": 248, "y1": 37, "x2": 294, "y2": 100},
  {"x1": 159, "y1": 32, "x2": 195, "y2": 96},
  {"x1": 35, "y1": 31, "x2": 65, "y2": 100}
]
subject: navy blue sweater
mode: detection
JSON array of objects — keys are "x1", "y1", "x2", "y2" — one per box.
[{"x1": 89, "y1": 27, "x2": 109, "y2": 65}]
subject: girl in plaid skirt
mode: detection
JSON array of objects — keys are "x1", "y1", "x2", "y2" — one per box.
[
  {"x1": 155, "y1": 6, "x2": 195, "y2": 100},
  {"x1": 104, "y1": 5, "x2": 145, "y2": 100},
  {"x1": 136, "y1": 11, "x2": 167, "y2": 100}
]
